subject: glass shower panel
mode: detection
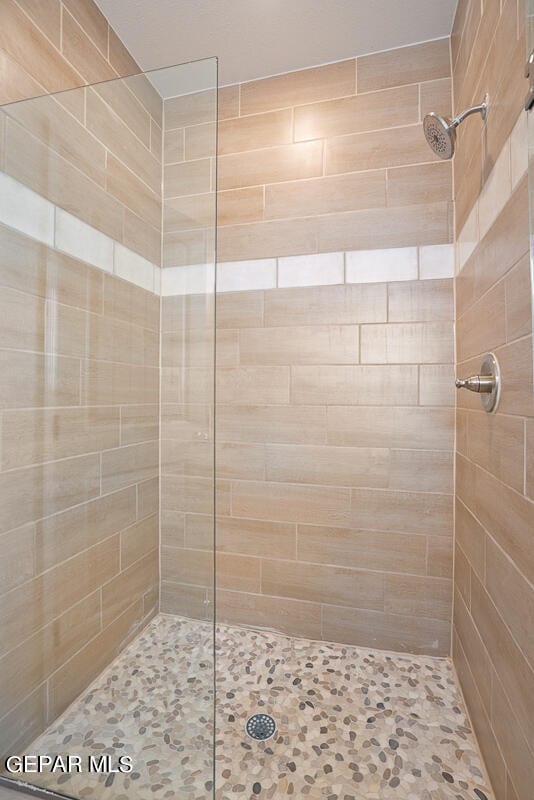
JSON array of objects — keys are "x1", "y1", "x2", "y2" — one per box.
[{"x1": 0, "y1": 58, "x2": 217, "y2": 800}]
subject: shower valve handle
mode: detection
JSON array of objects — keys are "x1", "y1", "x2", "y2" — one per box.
[{"x1": 455, "y1": 374, "x2": 495, "y2": 393}]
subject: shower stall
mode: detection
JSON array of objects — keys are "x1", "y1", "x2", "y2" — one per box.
[{"x1": 0, "y1": 4, "x2": 532, "y2": 796}]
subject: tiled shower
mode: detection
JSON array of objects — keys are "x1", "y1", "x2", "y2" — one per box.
[{"x1": 0, "y1": 0, "x2": 533, "y2": 799}]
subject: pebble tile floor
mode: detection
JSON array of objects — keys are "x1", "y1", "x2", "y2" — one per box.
[{"x1": 6, "y1": 614, "x2": 493, "y2": 800}]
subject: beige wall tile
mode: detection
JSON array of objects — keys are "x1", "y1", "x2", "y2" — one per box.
[
  {"x1": 384, "y1": 574, "x2": 451, "y2": 620},
  {"x1": 485, "y1": 536, "x2": 534, "y2": 666},
  {"x1": 120, "y1": 404, "x2": 159, "y2": 445},
  {"x1": 420, "y1": 77, "x2": 453, "y2": 118},
  {"x1": 239, "y1": 324, "x2": 360, "y2": 365},
  {"x1": 360, "y1": 322, "x2": 453, "y2": 364},
  {"x1": 351, "y1": 488, "x2": 453, "y2": 536},
  {"x1": 164, "y1": 193, "x2": 215, "y2": 232},
  {"x1": 325, "y1": 124, "x2": 438, "y2": 175},
  {"x1": 48, "y1": 598, "x2": 148, "y2": 721},
  {"x1": 357, "y1": 38, "x2": 450, "y2": 92},
  {"x1": 218, "y1": 187, "x2": 264, "y2": 226},
  {"x1": 34, "y1": 487, "x2": 137, "y2": 574},
  {"x1": 0, "y1": 684, "x2": 47, "y2": 759},
  {"x1": 291, "y1": 365, "x2": 418, "y2": 405},
  {"x1": 317, "y1": 202, "x2": 452, "y2": 253},
  {"x1": 0, "y1": 454, "x2": 100, "y2": 536},
  {"x1": 101, "y1": 550, "x2": 158, "y2": 627},
  {"x1": 1, "y1": 535, "x2": 119, "y2": 658},
  {"x1": 262, "y1": 558, "x2": 384, "y2": 610},
  {"x1": 0, "y1": 523, "x2": 36, "y2": 595},
  {"x1": 297, "y1": 525, "x2": 427, "y2": 575},
  {"x1": 15, "y1": 0, "x2": 61, "y2": 49},
  {"x1": 217, "y1": 589, "x2": 322, "y2": 640},
  {"x1": 219, "y1": 140, "x2": 323, "y2": 190},
  {"x1": 164, "y1": 128, "x2": 185, "y2": 164},
  {"x1": 101, "y1": 441, "x2": 158, "y2": 493},
  {"x1": 264, "y1": 170, "x2": 386, "y2": 220},
  {"x1": 294, "y1": 84, "x2": 419, "y2": 141},
  {"x1": 218, "y1": 217, "x2": 317, "y2": 261},
  {"x1": 264, "y1": 283, "x2": 387, "y2": 327},
  {"x1": 61, "y1": 8, "x2": 115, "y2": 84},
  {"x1": 387, "y1": 162, "x2": 452, "y2": 207},
  {"x1": 5, "y1": 119, "x2": 124, "y2": 242},
  {"x1": 217, "y1": 366, "x2": 289, "y2": 404},
  {"x1": 108, "y1": 28, "x2": 139, "y2": 76},
  {"x1": 5, "y1": 93, "x2": 107, "y2": 187},
  {"x1": 388, "y1": 279, "x2": 454, "y2": 322},
  {"x1": 165, "y1": 90, "x2": 216, "y2": 129},
  {"x1": 504, "y1": 253, "x2": 532, "y2": 341},
  {"x1": 0, "y1": 591, "x2": 101, "y2": 721},
  {"x1": 161, "y1": 546, "x2": 212, "y2": 585},
  {"x1": 217, "y1": 404, "x2": 327, "y2": 445},
  {"x1": 184, "y1": 122, "x2": 216, "y2": 160},
  {"x1": 138, "y1": 477, "x2": 159, "y2": 519},
  {"x1": 466, "y1": 411, "x2": 525, "y2": 493},
  {"x1": 218, "y1": 85, "x2": 240, "y2": 120},
  {"x1": 165, "y1": 159, "x2": 212, "y2": 197},
  {"x1": 62, "y1": 0, "x2": 109, "y2": 56},
  {"x1": 322, "y1": 604, "x2": 450, "y2": 655},
  {"x1": 327, "y1": 406, "x2": 454, "y2": 450},
  {"x1": 217, "y1": 516, "x2": 296, "y2": 559},
  {"x1": 1, "y1": 407, "x2": 120, "y2": 470},
  {"x1": 121, "y1": 513, "x2": 159, "y2": 569},
  {"x1": 232, "y1": 480, "x2": 351, "y2": 527},
  {"x1": 240, "y1": 60, "x2": 356, "y2": 116},
  {"x1": 0, "y1": 0, "x2": 82, "y2": 95},
  {"x1": 106, "y1": 154, "x2": 161, "y2": 229},
  {"x1": 219, "y1": 109, "x2": 292, "y2": 155},
  {"x1": 217, "y1": 552, "x2": 260, "y2": 593},
  {"x1": 160, "y1": 582, "x2": 210, "y2": 619}
]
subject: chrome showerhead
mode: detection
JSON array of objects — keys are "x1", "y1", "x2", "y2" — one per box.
[{"x1": 423, "y1": 96, "x2": 488, "y2": 160}]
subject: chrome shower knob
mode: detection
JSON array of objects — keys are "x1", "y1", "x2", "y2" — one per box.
[
  {"x1": 455, "y1": 353, "x2": 501, "y2": 413},
  {"x1": 455, "y1": 375, "x2": 495, "y2": 393}
]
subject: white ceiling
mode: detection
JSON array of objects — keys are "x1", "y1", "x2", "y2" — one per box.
[{"x1": 96, "y1": 0, "x2": 457, "y2": 89}]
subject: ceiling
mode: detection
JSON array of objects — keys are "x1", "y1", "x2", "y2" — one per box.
[{"x1": 96, "y1": 0, "x2": 457, "y2": 89}]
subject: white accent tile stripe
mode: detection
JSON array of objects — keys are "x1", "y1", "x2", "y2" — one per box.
[
  {"x1": 278, "y1": 252, "x2": 344, "y2": 288},
  {"x1": 217, "y1": 259, "x2": 276, "y2": 292},
  {"x1": 346, "y1": 247, "x2": 418, "y2": 284},
  {"x1": 419, "y1": 244, "x2": 454, "y2": 279},
  {"x1": 165, "y1": 244, "x2": 452, "y2": 296},
  {"x1": 0, "y1": 171, "x2": 160, "y2": 294},
  {"x1": 55, "y1": 208, "x2": 114, "y2": 273},
  {"x1": 161, "y1": 263, "x2": 215, "y2": 296},
  {"x1": 114, "y1": 243, "x2": 156, "y2": 293},
  {"x1": 0, "y1": 172, "x2": 54, "y2": 246}
]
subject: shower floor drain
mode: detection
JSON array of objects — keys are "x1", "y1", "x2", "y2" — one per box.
[{"x1": 245, "y1": 713, "x2": 276, "y2": 741}]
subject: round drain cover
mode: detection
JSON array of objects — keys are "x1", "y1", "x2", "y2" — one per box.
[{"x1": 245, "y1": 713, "x2": 276, "y2": 741}]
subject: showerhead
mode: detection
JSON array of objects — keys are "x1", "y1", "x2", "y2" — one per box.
[
  {"x1": 423, "y1": 96, "x2": 488, "y2": 160},
  {"x1": 423, "y1": 112, "x2": 456, "y2": 159}
]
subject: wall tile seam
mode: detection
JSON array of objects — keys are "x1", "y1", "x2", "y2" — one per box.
[{"x1": 0, "y1": 172, "x2": 161, "y2": 293}]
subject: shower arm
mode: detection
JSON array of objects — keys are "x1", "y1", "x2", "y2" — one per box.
[{"x1": 450, "y1": 98, "x2": 488, "y2": 129}]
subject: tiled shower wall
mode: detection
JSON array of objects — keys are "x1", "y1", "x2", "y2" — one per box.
[
  {"x1": 0, "y1": 0, "x2": 162, "y2": 756},
  {"x1": 160, "y1": 40, "x2": 457, "y2": 655},
  {"x1": 452, "y1": 1, "x2": 534, "y2": 800}
]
